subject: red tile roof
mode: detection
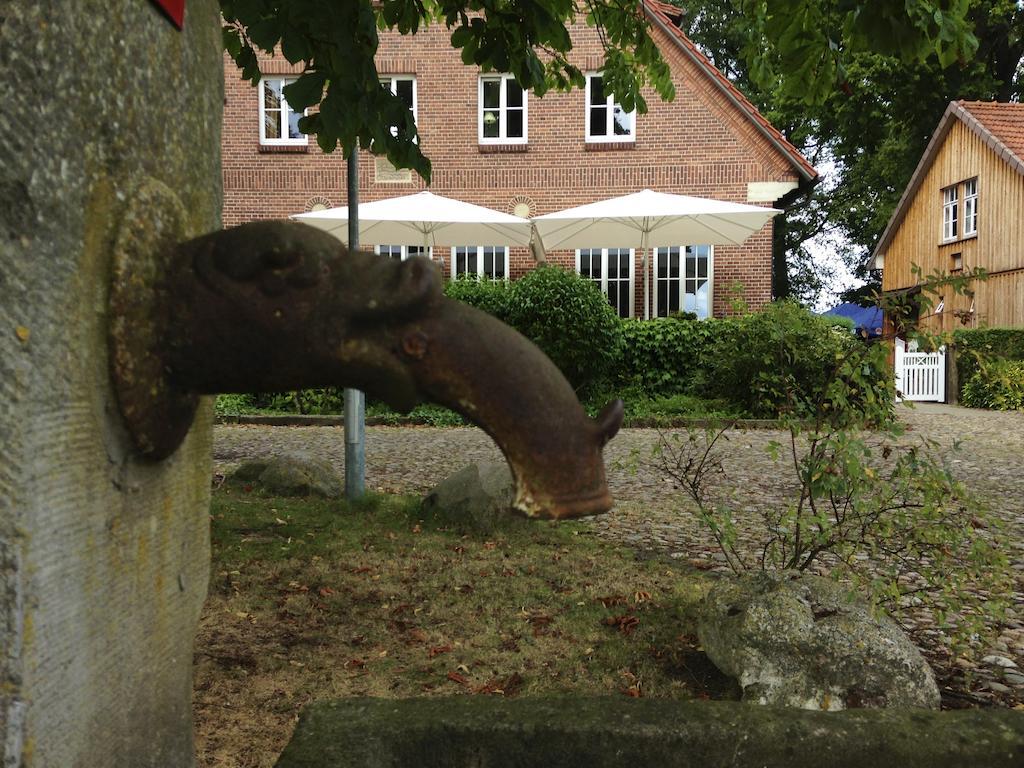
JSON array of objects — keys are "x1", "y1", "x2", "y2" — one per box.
[
  {"x1": 644, "y1": 1, "x2": 818, "y2": 182},
  {"x1": 957, "y1": 100, "x2": 1024, "y2": 170}
]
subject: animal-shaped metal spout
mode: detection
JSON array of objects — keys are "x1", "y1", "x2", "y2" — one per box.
[{"x1": 109, "y1": 219, "x2": 622, "y2": 519}]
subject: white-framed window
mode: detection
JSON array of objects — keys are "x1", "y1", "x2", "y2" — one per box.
[
  {"x1": 259, "y1": 77, "x2": 307, "y2": 146},
  {"x1": 451, "y1": 246, "x2": 508, "y2": 279},
  {"x1": 585, "y1": 74, "x2": 635, "y2": 143},
  {"x1": 942, "y1": 185, "x2": 959, "y2": 242},
  {"x1": 382, "y1": 75, "x2": 417, "y2": 136},
  {"x1": 375, "y1": 245, "x2": 432, "y2": 261},
  {"x1": 478, "y1": 75, "x2": 527, "y2": 144},
  {"x1": 654, "y1": 245, "x2": 713, "y2": 319},
  {"x1": 963, "y1": 178, "x2": 978, "y2": 236},
  {"x1": 577, "y1": 248, "x2": 634, "y2": 318}
]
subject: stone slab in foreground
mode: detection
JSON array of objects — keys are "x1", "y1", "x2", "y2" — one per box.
[{"x1": 276, "y1": 696, "x2": 1024, "y2": 767}]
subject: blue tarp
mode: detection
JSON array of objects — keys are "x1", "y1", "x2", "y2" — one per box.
[{"x1": 821, "y1": 302, "x2": 883, "y2": 337}]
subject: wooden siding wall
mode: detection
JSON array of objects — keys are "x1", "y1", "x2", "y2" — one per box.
[{"x1": 882, "y1": 120, "x2": 1024, "y2": 331}]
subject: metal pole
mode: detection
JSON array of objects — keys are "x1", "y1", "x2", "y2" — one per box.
[
  {"x1": 641, "y1": 229, "x2": 650, "y2": 320},
  {"x1": 344, "y1": 149, "x2": 366, "y2": 498}
]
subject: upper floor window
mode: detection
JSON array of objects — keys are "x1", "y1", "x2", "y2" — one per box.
[
  {"x1": 586, "y1": 74, "x2": 635, "y2": 143},
  {"x1": 259, "y1": 77, "x2": 307, "y2": 146},
  {"x1": 452, "y1": 246, "x2": 508, "y2": 279},
  {"x1": 654, "y1": 245, "x2": 712, "y2": 319},
  {"x1": 963, "y1": 178, "x2": 978, "y2": 236},
  {"x1": 479, "y1": 75, "x2": 526, "y2": 144},
  {"x1": 382, "y1": 75, "x2": 417, "y2": 136},
  {"x1": 376, "y1": 245, "x2": 432, "y2": 261},
  {"x1": 577, "y1": 248, "x2": 634, "y2": 318},
  {"x1": 942, "y1": 185, "x2": 959, "y2": 242}
]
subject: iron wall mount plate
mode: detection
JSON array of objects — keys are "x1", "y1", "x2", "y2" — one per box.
[{"x1": 108, "y1": 178, "x2": 198, "y2": 460}]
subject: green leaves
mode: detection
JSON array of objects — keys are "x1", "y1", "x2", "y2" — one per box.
[{"x1": 739, "y1": 0, "x2": 981, "y2": 104}]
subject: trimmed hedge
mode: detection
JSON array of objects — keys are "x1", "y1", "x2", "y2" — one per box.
[
  {"x1": 446, "y1": 268, "x2": 624, "y2": 394},
  {"x1": 961, "y1": 359, "x2": 1024, "y2": 410},
  {"x1": 953, "y1": 327, "x2": 1024, "y2": 392},
  {"x1": 611, "y1": 316, "x2": 733, "y2": 396},
  {"x1": 505, "y1": 267, "x2": 624, "y2": 394},
  {"x1": 443, "y1": 276, "x2": 513, "y2": 323}
]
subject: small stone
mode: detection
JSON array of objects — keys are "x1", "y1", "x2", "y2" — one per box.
[
  {"x1": 982, "y1": 681, "x2": 1012, "y2": 694},
  {"x1": 421, "y1": 462, "x2": 519, "y2": 534},
  {"x1": 1001, "y1": 672, "x2": 1024, "y2": 686},
  {"x1": 231, "y1": 453, "x2": 342, "y2": 498},
  {"x1": 981, "y1": 655, "x2": 1017, "y2": 669}
]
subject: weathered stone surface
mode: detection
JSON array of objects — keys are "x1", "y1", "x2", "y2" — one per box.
[
  {"x1": 698, "y1": 572, "x2": 940, "y2": 710},
  {"x1": 421, "y1": 462, "x2": 517, "y2": 532},
  {"x1": 233, "y1": 454, "x2": 342, "y2": 498},
  {"x1": 1, "y1": 2, "x2": 222, "y2": 766},
  {"x1": 275, "y1": 696, "x2": 1024, "y2": 768}
]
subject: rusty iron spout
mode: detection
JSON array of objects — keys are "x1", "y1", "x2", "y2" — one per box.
[
  {"x1": 109, "y1": 220, "x2": 622, "y2": 519},
  {"x1": 397, "y1": 299, "x2": 624, "y2": 519}
]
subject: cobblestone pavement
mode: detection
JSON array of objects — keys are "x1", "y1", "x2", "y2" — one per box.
[{"x1": 213, "y1": 403, "x2": 1024, "y2": 706}]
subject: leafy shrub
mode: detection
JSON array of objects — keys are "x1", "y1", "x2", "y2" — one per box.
[
  {"x1": 650, "y1": 419, "x2": 1010, "y2": 650},
  {"x1": 961, "y1": 359, "x2": 1024, "y2": 410},
  {"x1": 443, "y1": 275, "x2": 513, "y2": 322},
  {"x1": 504, "y1": 266, "x2": 625, "y2": 394},
  {"x1": 706, "y1": 301, "x2": 891, "y2": 422},
  {"x1": 612, "y1": 317, "x2": 734, "y2": 397},
  {"x1": 214, "y1": 393, "x2": 257, "y2": 416},
  {"x1": 954, "y1": 327, "x2": 1024, "y2": 395},
  {"x1": 821, "y1": 314, "x2": 855, "y2": 332}
]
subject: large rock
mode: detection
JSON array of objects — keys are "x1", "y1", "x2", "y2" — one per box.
[
  {"x1": 232, "y1": 453, "x2": 343, "y2": 498},
  {"x1": 698, "y1": 571, "x2": 940, "y2": 710},
  {"x1": 421, "y1": 462, "x2": 517, "y2": 533}
]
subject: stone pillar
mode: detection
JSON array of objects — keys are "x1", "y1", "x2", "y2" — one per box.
[{"x1": 0, "y1": 2, "x2": 221, "y2": 765}]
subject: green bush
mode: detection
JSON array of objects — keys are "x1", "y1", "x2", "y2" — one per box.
[
  {"x1": 504, "y1": 266, "x2": 625, "y2": 394},
  {"x1": 705, "y1": 301, "x2": 892, "y2": 423},
  {"x1": 953, "y1": 327, "x2": 1024, "y2": 395},
  {"x1": 961, "y1": 359, "x2": 1024, "y2": 410},
  {"x1": 611, "y1": 317, "x2": 733, "y2": 397},
  {"x1": 442, "y1": 275, "x2": 513, "y2": 322}
]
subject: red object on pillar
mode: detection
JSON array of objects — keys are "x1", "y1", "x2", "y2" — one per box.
[{"x1": 152, "y1": 0, "x2": 186, "y2": 29}]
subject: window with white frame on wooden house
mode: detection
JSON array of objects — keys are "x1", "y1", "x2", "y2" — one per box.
[
  {"x1": 941, "y1": 185, "x2": 959, "y2": 241},
  {"x1": 577, "y1": 248, "x2": 634, "y2": 318},
  {"x1": 376, "y1": 245, "x2": 432, "y2": 261},
  {"x1": 585, "y1": 74, "x2": 635, "y2": 142},
  {"x1": 963, "y1": 178, "x2": 978, "y2": 236},
  {"x1": 654, "y1": 246, "x2": 712, "y2": 318},
  {"x1": 478, "y1": 75, "x2": 526, "y2": 143},
  {"x1": 451, "y1": 246, "x2": 508, "y2": 279},
  {"x1": 382, "y1": 75, "x2": 417, "y2": 137},
  {"x1": 259, "y1": 77, "x2": 306, "y2": 146}
]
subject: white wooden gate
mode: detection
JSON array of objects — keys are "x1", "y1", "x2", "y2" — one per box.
[{"x1": 894, "y1": 338, "x2": 946, "y2": 402}]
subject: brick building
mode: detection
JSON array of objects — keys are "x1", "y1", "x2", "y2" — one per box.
[{"x1": 221, "y1": 2, "x2": 816, "y2": 318}]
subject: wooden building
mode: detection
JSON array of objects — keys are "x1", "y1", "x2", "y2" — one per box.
[{"x1": 872, "y1": 100, "x2": 1024, "y2": 332}]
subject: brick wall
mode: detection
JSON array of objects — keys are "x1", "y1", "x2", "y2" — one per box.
[{"x1": 222, "y1": 17, "x2": 804, "y2": 317}]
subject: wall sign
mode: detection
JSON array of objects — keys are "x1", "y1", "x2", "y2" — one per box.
[{"x1": 151, "y1": 0, "x2": 185, "y2": 29}]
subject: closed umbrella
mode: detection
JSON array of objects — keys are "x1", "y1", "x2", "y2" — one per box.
[{"x1": 532, "y1": 189, "x2": 780, "y2": 318}]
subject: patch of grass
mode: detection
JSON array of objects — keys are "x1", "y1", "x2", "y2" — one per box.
[
  {"x1": 364, "y1": 402, "x2": 468, "y2": 426},
  {"x1": 194, "y1": 489, "x2": 728, "y2": 767},
  {"x1": 584, "y1": 388, "x2": 745, "y2": 425}
]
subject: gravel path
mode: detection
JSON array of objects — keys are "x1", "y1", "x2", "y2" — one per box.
[{"x1": 213, "y1": 403, "x2": 1024, "y2": 706}]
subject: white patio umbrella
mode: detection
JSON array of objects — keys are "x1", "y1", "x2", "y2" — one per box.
[
  {"x1": 292, "y1": 190, "x2": 534, "y2": 254},
  {"x1": 532, "y1": 189, "x2": 781, "y2": 319}
]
